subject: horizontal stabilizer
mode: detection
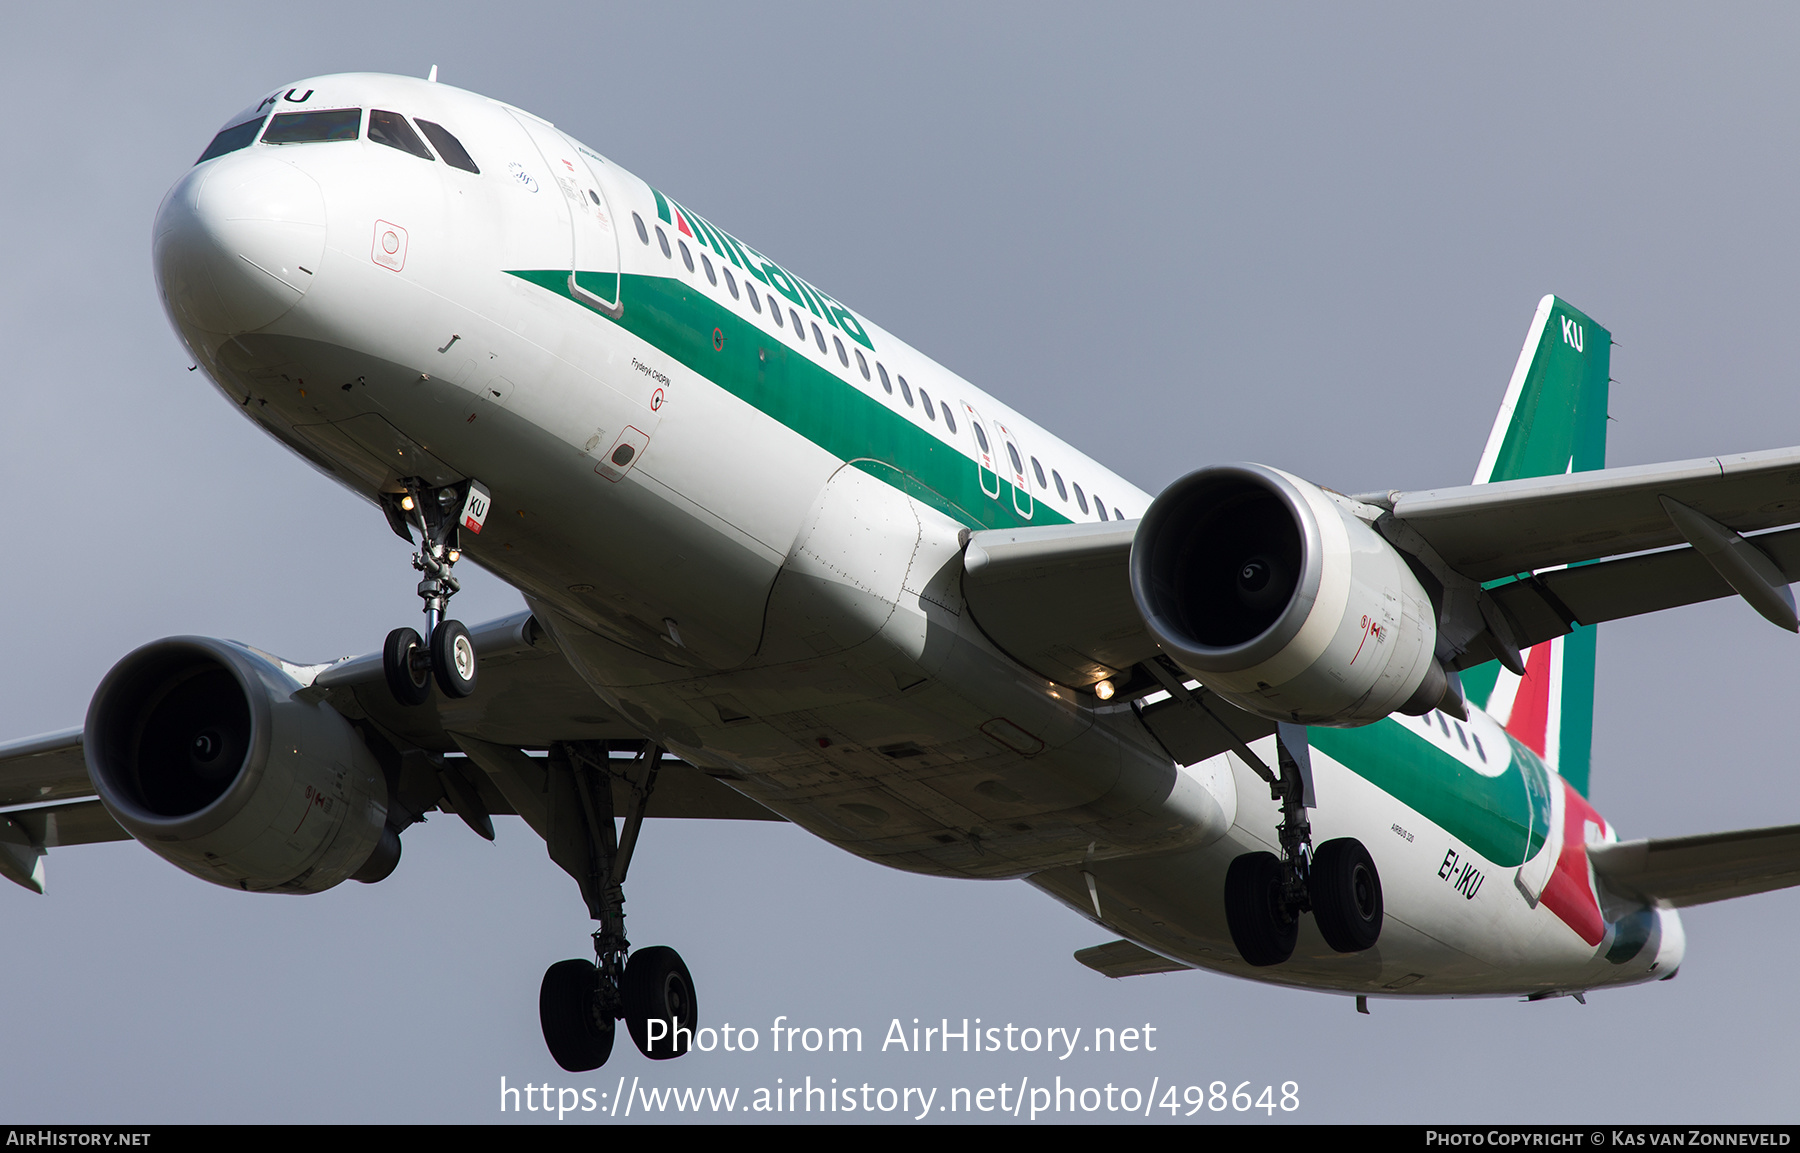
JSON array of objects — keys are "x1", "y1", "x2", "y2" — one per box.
[
  {"x1": 1073, "y1": 938, "x2": 1189, "y2": 978},
  {"x1": 1589, "y1": 822, "x2": 1800, "y2": 909}
]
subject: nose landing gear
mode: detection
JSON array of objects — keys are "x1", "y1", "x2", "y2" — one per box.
[{"x1": 379, "y1": 479, "x2": 490, "y2": 706}]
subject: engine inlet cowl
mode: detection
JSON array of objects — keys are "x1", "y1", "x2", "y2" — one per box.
[
  {"x1": 85, "y1": 637, "x2": 389, "y2": 893},
  {"x1": 1129, "y1": 464, "x2": 1440, "y2": 726}
]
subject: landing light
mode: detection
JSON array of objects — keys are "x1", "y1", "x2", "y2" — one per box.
[
  {"x1": 1095, "y1": 679, "x2": 1116, "y2": 701},
  {"x1": 448, "y1": 550, "x2": 461, "y2": 563},
  {"x1": 400, "y1": 495, "x2": 415, "y2": 511}
]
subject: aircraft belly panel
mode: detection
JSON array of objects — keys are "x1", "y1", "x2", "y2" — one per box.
[{"x1": 532, "y1": 479, "x2": 1234, "y2": 879}]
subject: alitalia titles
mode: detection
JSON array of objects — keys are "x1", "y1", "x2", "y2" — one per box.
[{"x1": 653, "y1": 188, "x2": 877, "y2": 352}]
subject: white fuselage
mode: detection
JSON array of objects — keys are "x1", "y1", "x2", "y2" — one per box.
[{"x1": 154, "y1": 72, "x2": 1682, "y2": 1001}]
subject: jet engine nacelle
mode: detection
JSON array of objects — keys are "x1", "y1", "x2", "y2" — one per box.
[
  {"x1": 1130, "y1": 464, "x2": 1448, "y2": 726},
  {"x1": 85, "y1": 637, "x2": 392, "y2": 893}
]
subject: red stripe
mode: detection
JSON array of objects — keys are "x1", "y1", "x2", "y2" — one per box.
[
  {"x1": 1539, "y1": 781, "x2": 1609, "y2": 947},
  {"x1": 1506, "y1": 642, "x2": 1552, "y2": 758}
]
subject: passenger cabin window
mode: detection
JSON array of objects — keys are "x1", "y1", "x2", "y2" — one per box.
[
  {"x1": 196, "y1": 115, "x2": 266, "y2": 164},
  {"x1": 833, "y1": 335, "x2": 849, "y2": 367},
  {"x1": 790, "y1": 309, "x2": 805, "y2": 339},
  {"x1": 416, "y1": 120, "x2": 479, "y2": 173},
  {"x1": 1007, "y1": 443, "x2": 1024, "y2": 476},
  {"x1": 1031, "y1": 458, "x2": 1047, "y2": 489},
  {"x1": 972, "y1": 422, "x2": 991, "y2": 454},
  {"x1": 679, "y1": 240, "x2": 695, "y2": 272},
  {"x1": 1073, "y1": 483, "x2": 1089, "y2": 514},
  {"x1": 1472, "y1": 733, "x2": 1487, "y2": 762},
  {"x1": 855, "y1": 349, "x2": 870, "y2": 380},
  {"x1": 369, "y1": 110, "x2": 434, "y2": 160},
  {"x1": 633, "y1": 213, "x2": 649, "y2": 244},
  {"x1": 701, "y1": 253, "x2": 717, "y2": 284},
  {"x1": 262, "y1": 109, "x2": 361, "y2": 144},
  {"x1": 1095, "y1": 498, "x2": 1109, "y2": 521},
  {"x1": 877, "y1": 364, "x2": 893, "y2": 394},
  {"x1": 656, "y1": 226, "x2": 672, "y2": 258},
  {"x1": 770, "y1": 300, "x2": 783, "y2": 327},
  {"x1": 812, "y1": 322, "x2": 827, "y2": 354},
  {"x1": 1052, "y1": 470, "x2": 1068, "y2": 500},
  {"x1": 899, "y1": 376, "x2": 915, "y2": 407},
  {"x1": 748, "y1": 287, "x2": 762, "y2": 313},
  {"x1": 942, "y1": 406, "x2": 957, "y2": 433},
  {"x1": 920, "y1": 389, "x2": 936, "y2": 420}
]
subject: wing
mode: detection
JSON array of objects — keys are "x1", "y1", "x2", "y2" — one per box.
[
  {"x1": 965, "y1": 298, "x2": 1800, "y2": 702},
  {"x1": 0, "y1": 610, "x2": 781, "y2": 894},
  {"x1": 1367, "y1": 448, "x2": 1800, "y2": 668},
  {"x1": 1590, "y1": 823, "x2": 1800, "y2": 908},
  {"x1": 961, "y1": 449, "x2": 1800, "y2": 702}
]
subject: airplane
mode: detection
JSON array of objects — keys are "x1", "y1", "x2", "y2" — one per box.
[{"x1": 5, "y1": 69, "x2": 1800, "y2": 1074}]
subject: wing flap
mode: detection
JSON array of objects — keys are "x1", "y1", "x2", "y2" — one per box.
[
  {"x1": 1589, "y1": 822, "x2": 1800, "y2": 908},
  {"x1": 1135, "y1": 692, "x2": 1276, "y2": 767},
  {"x1": 1389, "y1": 446, "x2": 1800, "y2": 583},
  {"x1": 7, "y1": 799, "x2": 130, "y2": 848},
  {"x1": 1452, "y1": 527, "x2": 1800, "y2": 667},
  {"x1": 0, "y1": 728, "x2": 90, "y2": 809}
]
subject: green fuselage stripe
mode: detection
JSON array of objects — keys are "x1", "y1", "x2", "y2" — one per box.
[
  {"x1": 1310, "y1": 720, "x2": 1552, "y2": 866},
  {"x1": 512, "y1": 268, "x2": 1557, "y2": 856},
  {"x1": 508, "y1": 269, "x2": 1067, "y2": 533}
]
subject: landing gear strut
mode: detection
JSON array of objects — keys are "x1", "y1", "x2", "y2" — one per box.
[
  {"x1": 1222, "y1": 723, "x2": 1384, "y2": 965},
  {"x1": 379, "y1": 478, "x2": 490, "y2": 706},
  {"x1": 538, "y1": 741, "x2": 698, "y2": 1071}
]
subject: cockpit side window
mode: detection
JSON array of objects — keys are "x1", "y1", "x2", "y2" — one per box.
[
  {"x1": 416, "y1": 120, "x2": 480, "y2": 174},
  {"x1": 196, "y1": 115, "x2": 267, "y2": 164},
  {"x1": 262, "y1": 109, "x2": 361, "y2": 144},
  {"x1": 369, "y1": 110, "x2": 434, "y2": 160}
]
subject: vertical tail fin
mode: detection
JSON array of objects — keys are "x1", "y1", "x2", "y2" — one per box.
[{"x1": 1461, "y1": 295, "x2": 1611, "y2": 796}]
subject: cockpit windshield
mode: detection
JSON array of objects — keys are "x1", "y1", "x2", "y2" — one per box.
[
  {"x1": 369, "y1": 110, "x2": 434, "y2": 160},
  {"x1": 195, "y1": 115, "x2": 266, "y2": 164},
  {"x1": 262, "y1": 109, "x2": 361, "y2": 145},
  {"x1": 416, "y1": 119, "x2": 480, "y2": 174}
]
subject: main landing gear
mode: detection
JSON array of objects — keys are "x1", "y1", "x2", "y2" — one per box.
[
  {"x1": 1223, "y1": 724, "x2": 1384, "y2": 966},
  {"x1": 537, "y1": 741, "x2": 698, "y2": 1071},
  {"x1": 380, "y1": 478, "x2": 490, "y2": 706}
]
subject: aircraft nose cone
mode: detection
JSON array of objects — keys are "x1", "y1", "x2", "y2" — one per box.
[{"x1": 154, "y1": 154, "x2": 325, "y2": 335}]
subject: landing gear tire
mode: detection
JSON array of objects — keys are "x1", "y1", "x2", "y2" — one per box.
[
  {"x1": 623, "y1": 946, "x2": 696, "y2": 1060},
  {"x1": 1224, "y1": 851, "x2": 1299, "y2": 967},
  {"x1": 1310, "y1": 837, "x2": 1383, "y2": 953},
  {"x1": 430, "y1": 619, "x2": 477, "y2": 698},
  {"x1": 540, "y1": 958, "x2": 615, "y2": 1072},
  {"x1": 382, "y1": 627, "x2": 431, "y2": 707}
]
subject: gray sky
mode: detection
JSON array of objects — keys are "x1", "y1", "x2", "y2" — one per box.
[{"x1": 5, "y1": 1, "x2": 1800, "y2": 1124}]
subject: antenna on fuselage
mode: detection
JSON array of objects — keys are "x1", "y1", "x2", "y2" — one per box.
[{"x1": 427, "y1": 65, "x2": 438, "y2": 82}]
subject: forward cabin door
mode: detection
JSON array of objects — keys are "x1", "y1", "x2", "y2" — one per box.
[{"x1": 505, "y1": 109, "x2": 622, "y2": 316}]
